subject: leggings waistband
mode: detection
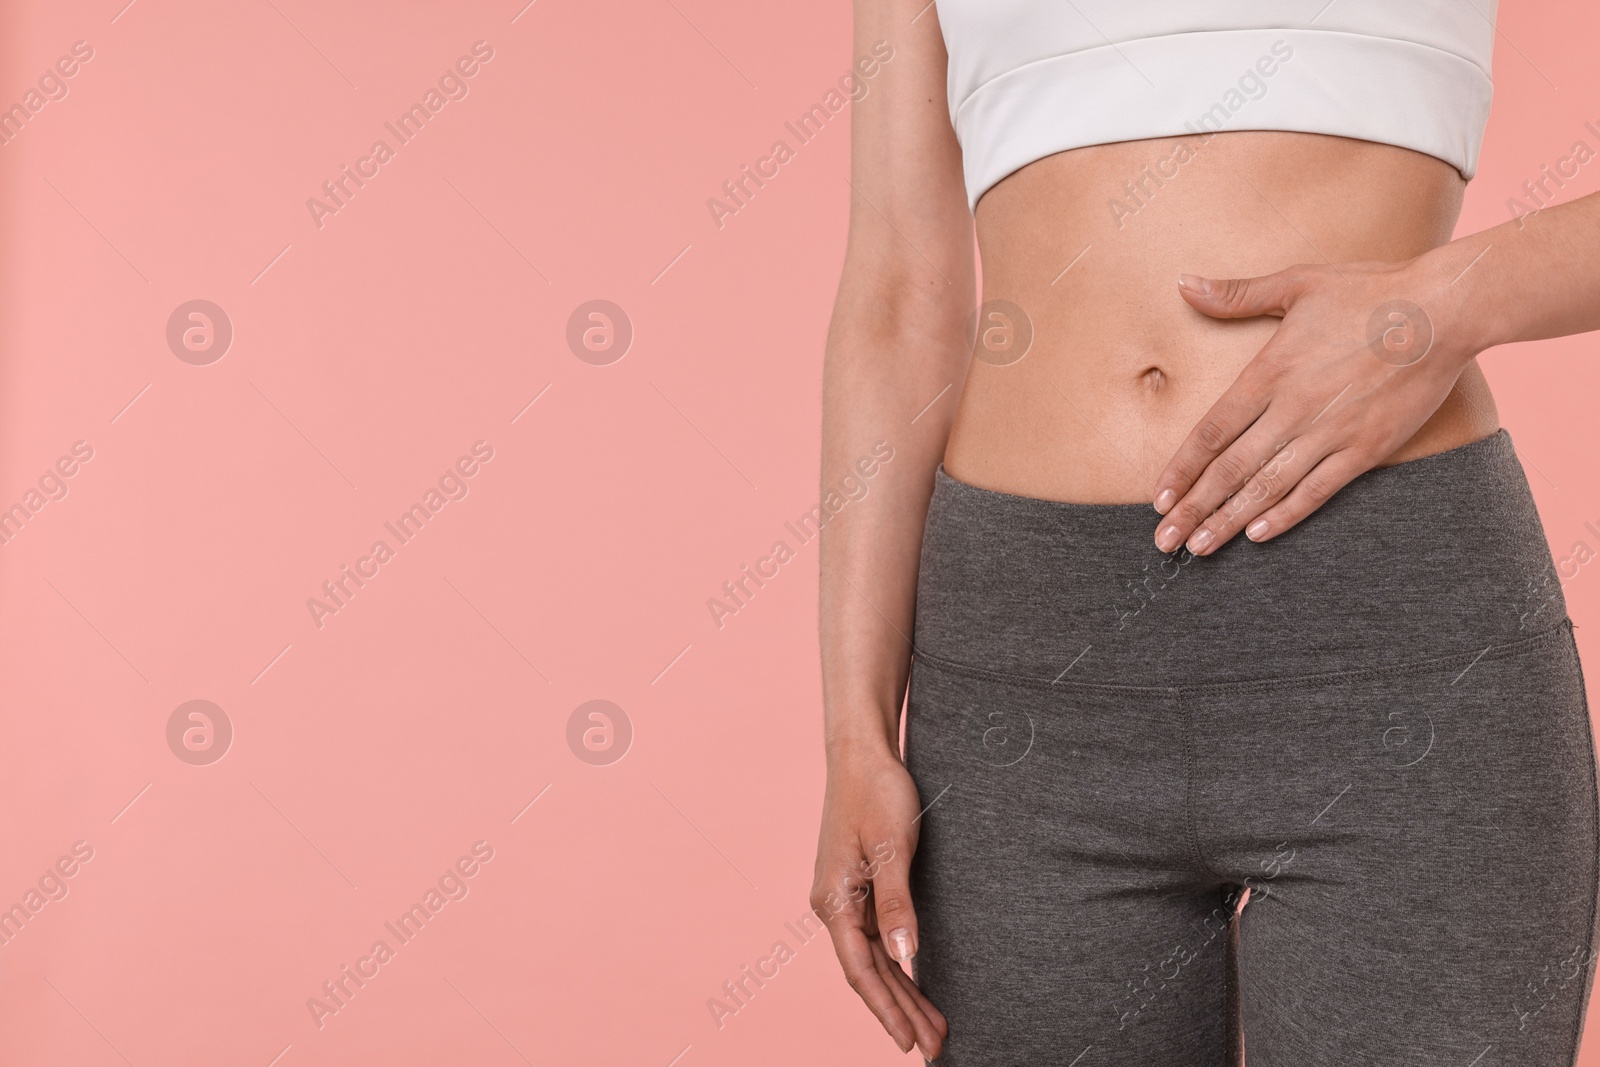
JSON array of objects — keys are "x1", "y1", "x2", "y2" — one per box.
[{"x1": 912, "y1": 429, "x2": 1568, "y2": 688}]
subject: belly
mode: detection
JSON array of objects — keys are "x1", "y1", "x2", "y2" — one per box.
[{"x1": 943, "y1": 131, "x2": 1500, "y2": 503}]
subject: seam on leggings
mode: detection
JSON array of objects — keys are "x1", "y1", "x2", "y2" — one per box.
[
  {"x1": 1180, "y1": 690, "x2": 1229, "y2": 883},
  {"x1": 909, "y1": 620, "x2": 1574, "y2": 696},
  {"x1": 1565, "y1": 626, "x2": 1599, "y2": 1065}
]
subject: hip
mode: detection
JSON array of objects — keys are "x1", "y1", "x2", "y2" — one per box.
[{"x1": 912, "y1": 427, "x2": 1571, "y2": 688}]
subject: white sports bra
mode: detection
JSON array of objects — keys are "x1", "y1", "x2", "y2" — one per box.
[{"x1": 937, "y1": 0, "x2": 1497, "y2": 212}]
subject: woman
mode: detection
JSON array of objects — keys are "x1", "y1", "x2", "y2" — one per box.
[{"x1": 812, "y1": 1, "x2": 1600, "y2": 1063}]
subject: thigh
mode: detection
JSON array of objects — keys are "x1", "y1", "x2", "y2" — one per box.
[
  {"x1": 904, "y1": 660, "x2": 1241, "y2": 1065},
  {"x1": 1201, "y1": 631, "x2": 1600, "y2": 1066}
]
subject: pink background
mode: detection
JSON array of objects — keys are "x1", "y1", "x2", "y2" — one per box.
[{"x1": 0, "y1": 1, "x2": 1597, "y2": 1064}]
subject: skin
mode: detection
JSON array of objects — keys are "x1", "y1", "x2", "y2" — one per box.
[
  {"x1": 815, "y1": 1, "x2": 1600, "y2": 1058},
  {"x1": 1148, "y1": 204, "x2": 1600, "y2": 554}
]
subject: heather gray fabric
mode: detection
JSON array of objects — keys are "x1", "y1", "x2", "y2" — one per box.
[{"x1": 904, "y1": 429, "x2": 1600, "y2": 1065}]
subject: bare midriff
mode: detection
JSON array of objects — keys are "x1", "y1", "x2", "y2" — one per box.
[{"x1": 943, "y1": 130, "x2": 1500, "y2": 503}]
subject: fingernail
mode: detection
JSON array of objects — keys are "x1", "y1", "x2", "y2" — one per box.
[
  {"x1": 1177, "y1": 273, "x2": 1211, "y2": 295},
  {"x1": 1188, "y1": 528, "x2": 1214, "y2": 554},
  {"x1": 888, "y1": 928, "x2": 914, "y2": 962},
  {"x1": 1246, "y1": 518, "x2": 1269, "y2": 541},
  {"x1": 1153, "y1": 489, "x2": 1177, "y2": 514},
  {"x1": 1156, "y1": 524, "x2": 1182, "y2": 553}
]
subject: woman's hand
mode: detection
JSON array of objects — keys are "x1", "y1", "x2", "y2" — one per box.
[
  {"x1": 1150, "y1": 255, "x2": 1484, "y2": 554},
  {"x1": 811, "y1": 743, "x2": 947, "y2": 1059}
]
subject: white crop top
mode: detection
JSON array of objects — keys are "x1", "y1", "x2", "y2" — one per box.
[{"x1": 937, "y1": 0, "x2": 1497, "y2": 212}]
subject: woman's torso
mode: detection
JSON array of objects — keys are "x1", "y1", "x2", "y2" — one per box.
[{"x1": 942, "y1": 131, "x2": 1500, "y2": 504}]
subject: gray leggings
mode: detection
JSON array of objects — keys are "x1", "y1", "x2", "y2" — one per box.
[{"x1": 905, "y1": 430, "x2": 1599, "y2": 1065}]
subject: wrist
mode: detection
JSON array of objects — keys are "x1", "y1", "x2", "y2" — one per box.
[
  {"x1": 824, "y1": 725, "x2": 902, "y2": 767},
  {"x1": 1408, "y1": 240, "x2": 1508, "y2": 360}
]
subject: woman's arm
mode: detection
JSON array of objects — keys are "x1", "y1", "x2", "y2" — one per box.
[
  {"x1": 1437, "y1": 192, "x2": 1600, "y2": 346},
  {"x1": 810, "y1": 0, "x2": 974, "y2": 1058},
  {"x1": 1147, "y1": 186, "x2": 1600, "y2": 555}
]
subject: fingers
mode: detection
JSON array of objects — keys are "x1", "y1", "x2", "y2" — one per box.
[
  {"x1": 1152, "y1": 374, "x2": 1272, "y2": 520},
  {"x1": 814, "y1": 838, "x2": 945, "y2": 1058},
  {"x1": 1166, "y1": 443, "x2": 1362, "y2": 555},
  {"x1": 871, "y1": 844, "x2": 919, "y2": 965},
  {"x1": 866, "y1": 851, "x2": 939, "y2": 1056},
  {"x1": 1230, "y1": 449, "x2": 1364, "y2": 544},
  {"x1": 1176, "y1": 265, "x2": 1310, "y2": 320},
  {"x1": 881, "y1": 945, "x2": 949, "y2": 1040},
  {"x1": 826, "y1": 919, "x2": 921, "y2": 1053},
  {"x1": 868, "y1": 938, "x2": 947, "y2": 1057},
  {"x1": 1174, "y1": 438, "x2": 1322, "y2": 555},
  {"x1": 1154, "y1": 416, "x2": 1284, "y2": 553}
]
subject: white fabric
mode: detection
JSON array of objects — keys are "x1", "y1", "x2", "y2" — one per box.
[{"x1": 937, "y1": 0, "x2": 1497, "y2": 211}]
